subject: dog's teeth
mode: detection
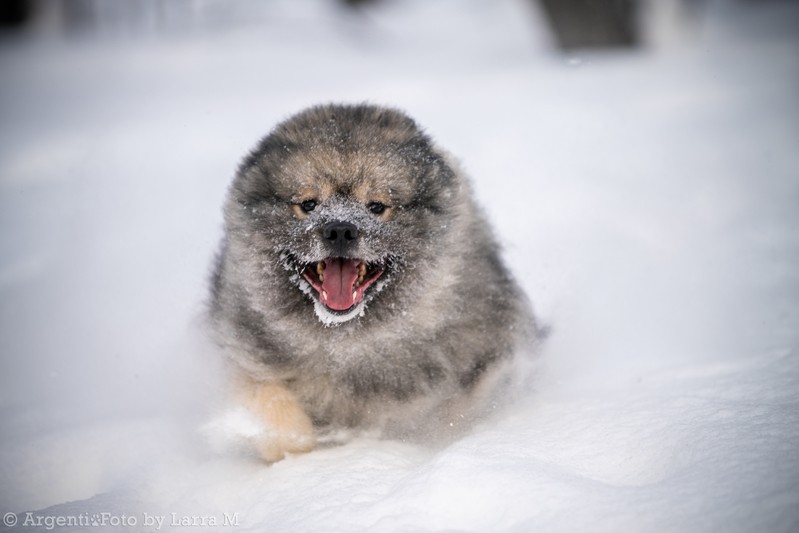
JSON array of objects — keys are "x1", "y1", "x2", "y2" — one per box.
[
  {"x1": 316, "y1": 261, "x2": 325, "y2": 281},
  {"x1": 322, "y1": 290, "x2": 328, "y2": 301},
  {"x1": 352, "y1": 291, "x2": 357, "y2": 301},
  {"x1": 355, "y1": 263, "x2": 366, "y2": 288}
]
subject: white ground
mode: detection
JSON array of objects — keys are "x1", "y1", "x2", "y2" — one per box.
[{"x1": 1, "y1": 0, "x2": 798, "y2": 531}]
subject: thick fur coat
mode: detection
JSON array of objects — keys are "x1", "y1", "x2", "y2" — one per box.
[{"x1": 210, "y1": 104, "x2": 536, "y2": 461}]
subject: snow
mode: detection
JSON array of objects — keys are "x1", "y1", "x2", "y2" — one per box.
[{"x1": 1, "y1": 0, "x2": 798, "y2": 531}]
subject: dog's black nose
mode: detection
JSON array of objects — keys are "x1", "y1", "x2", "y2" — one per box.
[{"x1": 323, "y1": 221, "x2": 359, "y2": 248}]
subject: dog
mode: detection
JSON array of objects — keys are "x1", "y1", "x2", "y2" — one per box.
[{"x1": 209, "y1": 104, "x2": 537, "y2": 461}]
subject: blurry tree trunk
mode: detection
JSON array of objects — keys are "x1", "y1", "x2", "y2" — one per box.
[
  {"x1": 537, "y1": 0, "x2": 640, "y2": 50},
  {"x1": 339, "y1": 0, "x2": 378, "y2": 7},
  {"x1": 0, "y1": 0, "x2": 32, "y2": 28}
]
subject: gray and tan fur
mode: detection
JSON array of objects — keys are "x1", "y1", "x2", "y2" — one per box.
[{"x1": 209, "y1": 104, "x2": 537, "y2": 461}]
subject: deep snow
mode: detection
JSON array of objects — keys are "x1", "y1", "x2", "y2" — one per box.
[{"x1": 1, "y1": 0, "x2": 798, "y2": 531}]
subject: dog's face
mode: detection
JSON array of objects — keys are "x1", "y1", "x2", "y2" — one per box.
[{"x1": 225, "y1": 105, "x2": 459, "y2": 325}]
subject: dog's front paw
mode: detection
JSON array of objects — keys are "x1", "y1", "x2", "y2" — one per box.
[{"x1": 240, "y1": 382, "x2": 316, "y2": 463}]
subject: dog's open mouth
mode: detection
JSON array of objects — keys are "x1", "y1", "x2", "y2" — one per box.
[{"x1": 302, "y1": 258, "x2": 385, "y2": 312}]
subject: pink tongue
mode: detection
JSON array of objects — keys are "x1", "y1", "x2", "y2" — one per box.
[{"x1": 321, "y1": 258, "x2": 361, "y2": 311}]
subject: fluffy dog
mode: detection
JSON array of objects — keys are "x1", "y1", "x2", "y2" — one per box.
[{"x1": 209, "y1": 104, "x2": 537, "y2": 461}]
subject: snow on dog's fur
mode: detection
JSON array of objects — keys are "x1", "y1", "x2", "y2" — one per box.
[{"x1": 209, "y1": 104, "x2": 538, "y2": 461}]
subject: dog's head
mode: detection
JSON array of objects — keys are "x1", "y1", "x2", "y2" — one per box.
[{"x1": 225, "y1": 104, "x2": 460, "y2": 325}]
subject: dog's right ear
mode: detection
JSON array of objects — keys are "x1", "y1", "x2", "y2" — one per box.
[
  {"x1": 230, "y1": 166, "x2": 280, "y2": 209},
  {"x1": 231, "y1": 133, "x2": 297, "y2": 208}
]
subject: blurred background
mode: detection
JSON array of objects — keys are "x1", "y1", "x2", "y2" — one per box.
[
  {"x1": 0, "y1": 0, "x2": 697, "y2": 45},
  {"x1": 0, "y1": 0, "x2": 797, "y2": 515},
  {"x1": 1, "y1": 0, "x2": 797, "y2": 412},
  {"x1": 1, "y1": 0, "x2": 797, "y2": 424}
]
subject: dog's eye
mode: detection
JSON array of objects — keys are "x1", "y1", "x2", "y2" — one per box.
[
  {"x1": 300, "y1": 200, "x2": 317, "y2": 213},
  {"x1": 368, "y1": 202, "x2": 386, "y2": 215}
]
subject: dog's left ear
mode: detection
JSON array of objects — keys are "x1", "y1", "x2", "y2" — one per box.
[{"x1": 406, "y1": 149, "x2": 457, "y2": 214}]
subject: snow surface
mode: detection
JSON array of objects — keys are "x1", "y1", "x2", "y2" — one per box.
[{"x1": 1, "y1": 0, "x2": 798, "y2": 531}]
